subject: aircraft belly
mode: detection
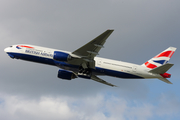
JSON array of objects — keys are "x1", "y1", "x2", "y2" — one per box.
[{"x1": 95, "y1": 67, "x2": 143, "y2": 79}]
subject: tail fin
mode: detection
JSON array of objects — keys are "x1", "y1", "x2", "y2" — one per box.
[
  {"x1": 142, "y1": 47, "x2": 177, "y2": 69},
  {"x1": 142, "y1": 47, "x2": 177, "y2": 84}
]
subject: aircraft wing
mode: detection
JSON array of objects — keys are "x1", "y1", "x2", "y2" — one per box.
[
  {"x1": 91, "y1": 75, "x2": 117, "y2": 87},
  {"x1": 72, "y1": 30, "x2": 114, "y2": 69}
]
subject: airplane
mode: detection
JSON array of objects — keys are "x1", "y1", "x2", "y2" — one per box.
[{"x1": 4, "y1": 30, "x2": 177, "y2": 87}]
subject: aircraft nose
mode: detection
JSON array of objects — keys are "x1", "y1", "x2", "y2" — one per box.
[
  {"x1": 4, "y1": 48, "x2": 8, "y2": 52},
  {"x1": 4, "y1": 47, "x2": 10, "y2": 53}
]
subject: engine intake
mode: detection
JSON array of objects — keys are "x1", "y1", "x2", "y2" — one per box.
[
  {"x1": 58, "y1": 69, "x2": 77, "y2": 80},
  {"x1": 53, "y1": 51, "x2": 71, "y2": 62}
]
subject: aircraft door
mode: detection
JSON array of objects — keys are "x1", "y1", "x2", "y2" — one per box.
[
  {"x1": 97, "y1": 59, "x2": 102, "y2": 66},
  {"x1": 132, "y1": 66, "x2": 137, "y2": 73}
]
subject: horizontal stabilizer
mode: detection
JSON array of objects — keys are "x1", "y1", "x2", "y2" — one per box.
[
  {"x1": 91, "y1": 75, "x2": 117, "y2": 87},
  {"x1": 149, "y1": 63, "x2": 174, "y2": 74},
  {"x1": 158, "y1": 78, "x2": 172, "y2": 84}
]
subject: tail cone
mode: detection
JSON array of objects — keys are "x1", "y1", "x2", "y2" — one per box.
[{"x1": 160, "y1": 73, "x2": 171, "y2": 78}]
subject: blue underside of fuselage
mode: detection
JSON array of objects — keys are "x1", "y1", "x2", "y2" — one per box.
[{"x1": 7, "y1": 52, "x2": 143, "y2": 79}]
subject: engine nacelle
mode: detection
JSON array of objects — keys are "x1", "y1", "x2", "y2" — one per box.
[
  {"x1": 57, "y1": 69, "x2": 77, "y2": 80},
  {"x1": 53, "y1": 51, "x2": 71, "y2": 62}
]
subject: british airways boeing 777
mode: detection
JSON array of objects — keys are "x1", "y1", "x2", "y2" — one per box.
[{"x1": 4, "y1": 30, "x2": 176, "y2": 87}]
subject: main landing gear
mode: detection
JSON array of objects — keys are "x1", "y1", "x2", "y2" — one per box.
[{"x1": 78, "y1": 66, "x2": 91, "y2": 77}]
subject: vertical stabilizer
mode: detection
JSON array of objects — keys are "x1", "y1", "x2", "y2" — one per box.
[{"x1": 142, "y1": 47, "x2": 177, "y2": 69}]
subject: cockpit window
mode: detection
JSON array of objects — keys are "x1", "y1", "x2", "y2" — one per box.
[{"x1": 10, "y1": 46, "x2": 12, "y2": 47}]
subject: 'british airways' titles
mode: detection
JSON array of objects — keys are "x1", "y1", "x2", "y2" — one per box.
[{"x1": 25, "y1": 49, "x2": 53, "y2": 57}]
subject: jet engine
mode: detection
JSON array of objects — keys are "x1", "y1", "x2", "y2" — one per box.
[
  {"x1": 53, "y1": 51, "x2": 71, "y2": 62},
  {"x1": 57, "y1": 69, "x2": 77, "y2": 80}
]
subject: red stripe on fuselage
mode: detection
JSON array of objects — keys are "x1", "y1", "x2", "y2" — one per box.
[{"x1": 17, "y1": 45, "x2": 34, "y2": 49}]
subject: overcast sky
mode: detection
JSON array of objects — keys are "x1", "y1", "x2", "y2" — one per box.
[{"x1": 1, "y1": 0, "x2": 180, "y2": 120}]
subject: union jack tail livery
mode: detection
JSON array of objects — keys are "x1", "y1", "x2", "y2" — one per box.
[
  {"x1": 142, "y1": 47, "x2": 177, "y2": 84},
  {"x1": 142, "y1": 47, "x2": 177, "y2": 69}
]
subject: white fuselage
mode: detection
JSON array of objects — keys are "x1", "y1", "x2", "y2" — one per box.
[{"x1": 4, "y1": 44, "x2": 162, "y2": 80}]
